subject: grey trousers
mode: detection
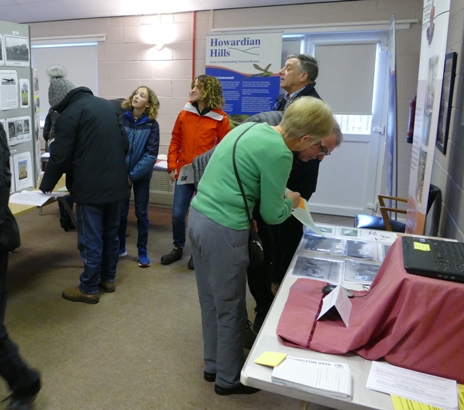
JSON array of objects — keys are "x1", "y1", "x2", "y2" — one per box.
[{"x1": 188, "y1": 207, "x2": 249, "y2": 388}]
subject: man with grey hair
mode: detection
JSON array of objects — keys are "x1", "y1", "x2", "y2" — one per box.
[{"x1": 275, "y1": 54, "x2": 320, "y2": 111}]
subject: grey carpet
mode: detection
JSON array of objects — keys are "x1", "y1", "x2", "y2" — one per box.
[{"x1": 2, "y1": 203, "x2": 352, "y2": 409}]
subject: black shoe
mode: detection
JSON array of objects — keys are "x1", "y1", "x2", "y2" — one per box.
[
  {"x1": 161, "y1": 247, "x2": 183, "y2": 265},
  {"x1": 243, "y1": 320, "x2": 256, "y2": 349},
  {"x1": 4, "y1": 378, "x2": 41, "y2": 410},
  {"x1": 204, "y1": 371, "x2": 216, "y2": 382},
  {"x1": 253, "y1": 313, "x2": 266, "y2": 333},
  {"x1": 214, "y1": 383, "x2": 260, "y2": 396},
  {"x1": 188, "y1": 255, "x2": 194, "y2": 270},
  {"x1": 60, "y1": 217, "x2": 75, "y2": 232}
]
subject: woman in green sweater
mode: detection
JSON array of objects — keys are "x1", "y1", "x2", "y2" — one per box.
[{"x1": 188, "y1": 96, "x2": 334, "y2": 395}]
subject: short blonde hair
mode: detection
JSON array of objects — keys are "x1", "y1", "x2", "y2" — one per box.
[{"x1": 280, "y1": 97, "x2": 334, "y2": 143}]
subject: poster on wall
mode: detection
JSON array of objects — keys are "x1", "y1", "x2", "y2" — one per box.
[
  {"x1": 19, "y1": 78, "x2": 30, "y2": 108},
  {"x1": 205, "y1": 32, "x2": 282, "y2": 127},
  {"x1": 6, "y1": 115, "x2": 32, "y2": 146},
  {"x1": 13, "y1": 151, "x2": 33, "y2": 191},
  {"x1": 406, "y1": 0, "x2": 450, "y2": 234},
  {"x1": 0, "y1": 70, "x2": 19, "y2": 110},
  {"x1": 4, "y1": 35, "x2": 30, "y2": 67}
]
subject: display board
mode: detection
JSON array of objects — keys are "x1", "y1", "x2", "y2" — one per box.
[{"x1": 0, "y1": 19, "x2": 39, "y2": 194}]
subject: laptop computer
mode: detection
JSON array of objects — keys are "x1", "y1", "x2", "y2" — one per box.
[{"x1": 402, "y1": 236, "x2": 464, "y2": 283}]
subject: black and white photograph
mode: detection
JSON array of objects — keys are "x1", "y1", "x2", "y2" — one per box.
[
  {"x1": 304, "y1": 236, "x2": 345, "y2": 256},
  {"x1": 291, "y1": 255, "x2": 342, "y2": 283},
  {"x1": 4, "y1": 35, "x2": 30, "y2": 67},
  {"x1": 6, "y1": 116, "x2": 32, "y2": 146},
  {"x1": 345, "y1": 240, "x2": 380, "y2": 260},
  {"x1": 343, "y1": 259, "x2": 381, "y2": 284},
  {"x1": 0, "y1": 35, "x2": 4, "y2": 65}
]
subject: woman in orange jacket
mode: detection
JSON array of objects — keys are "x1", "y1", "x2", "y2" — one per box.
[{"x1": 161, "y1": 75, "x2": 230, "y2": 269}]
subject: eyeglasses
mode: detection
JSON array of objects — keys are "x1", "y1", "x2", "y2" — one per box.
[{"x1": 317, "y1": 141, "x2": 331, "y2": 156}]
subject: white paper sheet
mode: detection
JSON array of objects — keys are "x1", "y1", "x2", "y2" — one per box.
[{"x1": 366, "y1": 361, "x2": 458, "y2": 409}]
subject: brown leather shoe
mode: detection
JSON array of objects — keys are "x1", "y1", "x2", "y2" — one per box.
[
  {"x1": 99, "y1": 281, "x2": 115, "y2": 293},
  {"x1": 62, "y1": 287, "x2": 99, "y2": 304}
]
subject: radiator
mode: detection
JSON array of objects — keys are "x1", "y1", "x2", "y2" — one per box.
[{"x1": 130, "y1": 169, "x2": 174, "y2": 206}]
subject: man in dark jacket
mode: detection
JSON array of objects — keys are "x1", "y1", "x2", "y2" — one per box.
[
  {"x1": 0, "y1": 123, "x2": 41, "y2": 409},
  {"x1": 40, "y1": 65, "x2": 130, "y2": 304}
]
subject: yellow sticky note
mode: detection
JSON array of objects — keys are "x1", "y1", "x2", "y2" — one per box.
[
  {"x1": 254, "y1": 352, "x2": 287, "y2": 367},
  {"x1": 413, "y1": 242, "x2": 431, "y2": 251}
]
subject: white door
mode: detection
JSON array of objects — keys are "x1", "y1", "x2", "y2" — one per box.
[{"x1": 282, "y1": 33, "x2": 389, "y2": 217}]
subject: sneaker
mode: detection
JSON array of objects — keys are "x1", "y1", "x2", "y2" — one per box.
[
  {"x1": 243, "y1": 320, "x2": 256, "y2": 349},
  {"x1": 138, "y1": 249, "x2": 151, "y2": 267},
  {"x1": 187, "y1": 255, "x2": 194, "y2": 270},
  {"x1": 160, "y1": 247, "x2": 183, "y2": 265},
  {"x1": 119, "y1": 248, "x2": 127, "y2": 258},
  {"x1": 4, "y1": 378, "x2": 41, "y2": 410},
  {"x1": 62, "y1": 287, "x2": 99, "y2": 304}
]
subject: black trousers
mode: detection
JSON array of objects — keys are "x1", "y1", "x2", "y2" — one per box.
[
  {"x1": 0, "y1": 251, "x2": 40, "y2": 397},
  {"x1": 246, "y1": 212, "x2": 275, "y2": 317},
  {"x1": 247, "y1": 214, "x2": 304, "y2": 319}
]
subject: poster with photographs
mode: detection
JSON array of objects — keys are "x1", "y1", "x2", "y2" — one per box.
[
  {"x1": 290, "y1": 255, "x2": 342, "y2": 283},
  {"x1": 6, "y1": 116, "x2": 31, "y2": 146},
  {"x1": 13, "y1": 151, "x2": 33, "y2": 190},
  {"x1": 33, "y1": 69, "x2": 40, "y2": 114},
  {"x1": 1, "y1": 70, "x2": 19, "y2": 110},
  {"x1": 4, "y1": 35, "x2": 30, "y2": 67},
  {"x1": 19, "y1": 78, "x2": 29, "y2": 108},
  {"x1": 0, "y1": 35, "x2": 4, "y2": 66},
  {"x1": 343, "y1": 259, "x2": 381, "y2": 285}
]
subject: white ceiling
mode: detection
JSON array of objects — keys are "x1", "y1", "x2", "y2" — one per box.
[{"x1": 0, "y1": 0, "x2": 350, "y2": 24}]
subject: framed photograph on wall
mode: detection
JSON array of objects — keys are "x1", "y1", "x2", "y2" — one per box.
[
  {"x1": 0, "y1": 35, "x2": 4, "y2": 65},
  {"x1": 436, "y1": 52, "x2": 457, "y2": 155}
]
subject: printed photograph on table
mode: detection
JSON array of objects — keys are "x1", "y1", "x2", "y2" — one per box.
[
  {"x1": 337, "y1": 227, "x2": 359, "y2": 238},
  {"x1": 303, "y1": 236, "x2": 345, "y2": 255},
  {"x1": 345, "y1": 240, "x2": 381, "y2": 260},
  {"x1": 291, "y1": 255, "x2": 342, "y2": 283},
  {"x1": 343, "y1": 259, "x2": 381, "y2": 285},
  {"x1": 4, "y1": 35, "x2": 30, "y2": 67}
]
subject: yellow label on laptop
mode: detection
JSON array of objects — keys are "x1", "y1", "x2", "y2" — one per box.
[{"x1": 413, "y1": 242, "x2": 431, "y2": 251}]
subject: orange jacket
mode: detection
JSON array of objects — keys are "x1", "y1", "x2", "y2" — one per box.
[{"x1": 168, "y1": 102, "x2": 230, "y2": 178}]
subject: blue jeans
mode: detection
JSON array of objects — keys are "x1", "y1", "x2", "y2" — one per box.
[
  {"x1": 118, "y1": 178, "x2": 150, "y2": 251},
  {"x1": 172, "y1": 182, "x2": 195, "y2": 248},
  {"x1": 76, "y1": 203, "x2": 120, "y2": 294}
]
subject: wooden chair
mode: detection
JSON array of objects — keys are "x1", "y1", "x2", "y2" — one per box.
[{"x1": 355, "y1": 184, "x2": 441, "y2": 233}]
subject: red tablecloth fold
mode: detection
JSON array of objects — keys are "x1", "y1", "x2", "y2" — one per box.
[{"x1": 277, "y1": 239, "x2": 464, "y2": 383}]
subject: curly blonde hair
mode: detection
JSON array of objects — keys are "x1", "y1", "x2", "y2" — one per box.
[
  {"x1": 122, "y1": 86, "x2": 160, "y2": 120},
  {"x1": 192, "y1": 75, "x2": 225, "y2": 109}
]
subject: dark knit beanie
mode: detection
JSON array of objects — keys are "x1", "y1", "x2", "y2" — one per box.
[{"x1": 47, "y1": 65, "x2": 75, "y2": 108}]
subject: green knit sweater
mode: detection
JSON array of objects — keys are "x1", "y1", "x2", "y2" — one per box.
[{"x1": 191, "y1": 122, "x2": 293, "y2": 230}]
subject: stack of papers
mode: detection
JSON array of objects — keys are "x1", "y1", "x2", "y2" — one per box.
[
  {"x1": 9, "y1": 190, "x2": 68, "y2": 207},
  {"x1": 271, "y1": 356, "x2": 352, "y2": 399}
]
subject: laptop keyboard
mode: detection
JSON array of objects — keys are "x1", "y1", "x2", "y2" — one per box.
[{"x1": 432, "y1": 242, "x2": 464, "y2": 272}]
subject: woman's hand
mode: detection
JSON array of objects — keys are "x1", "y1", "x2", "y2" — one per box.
[
  {"x1": 169, "y1": 170, "x2": 176, "y2": 182},
  {"x1": 286, "y1": 191, "x2": 302, "y2": 209}
]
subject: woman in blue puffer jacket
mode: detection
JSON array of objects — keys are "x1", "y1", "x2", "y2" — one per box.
[{"x1": 118, "y1": 86, "x2": 160, "y2": 268}]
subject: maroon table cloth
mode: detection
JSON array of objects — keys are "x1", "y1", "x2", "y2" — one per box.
[{"x1": 277, "y1": 239, "x2": 464, "y2": 383}]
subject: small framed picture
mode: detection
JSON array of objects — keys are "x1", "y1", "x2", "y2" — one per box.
[{"x1": 436, "y1": 52, "x2": 457, "y2": 155}]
